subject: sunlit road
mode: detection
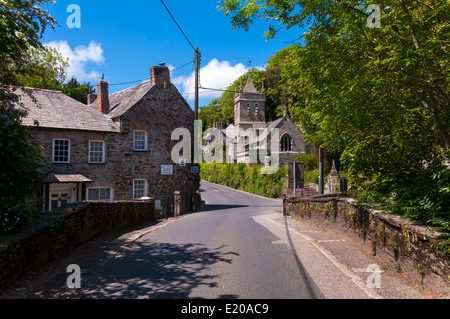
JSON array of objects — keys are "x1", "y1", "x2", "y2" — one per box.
[
  {"x1": 70, "y1": 181, "x2": 324, "y2": 298},
  {"x1": 27, "y1": 181, "x2": 429, "y2": 299}
]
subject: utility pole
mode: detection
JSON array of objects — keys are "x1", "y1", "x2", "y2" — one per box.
[{"x1": 194, "y1": 47, "x2": 199, "y2": 120}]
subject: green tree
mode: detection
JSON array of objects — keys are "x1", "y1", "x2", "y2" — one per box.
[
  {"x1": 14, "y1": 47, "x2": 93, "y2": 104},
  {"x1": 264, "y1": 45, "x2": 304, "y2": 120},
  {"x1": 16, "y1": 46, "x2": 68, "y2": 91},
  {"x1": 62, "y1": 77, "x2": 93, "y2": 104},
  {"x1": 219, "y1": 0, "x2": 450, "y2": 229},
  {"x1": 0, "y1": 0, "x2": 56, "y2": 233}
]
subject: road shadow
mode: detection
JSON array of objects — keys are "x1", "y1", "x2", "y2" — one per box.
[
  {"x1": 57, "y1": 241, "x2": 238, "y2": 299},
  {"x1": 198, "y1": 203, "x2": 249, "y2": 212},
  {"x1": 283, "y1": 216, "x2": 324, "y2": 299}
]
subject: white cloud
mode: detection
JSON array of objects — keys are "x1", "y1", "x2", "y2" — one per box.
[
  {"x1": 172, "y1": 59, "x2": 264, "y2": 101},
  {"x1": 44, "y1": 40, "x2": 105, "y2": 82}
]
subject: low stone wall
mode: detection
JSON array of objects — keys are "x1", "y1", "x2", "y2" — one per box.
[
  {"x1": 0, "y1": 199, "x2": 155, "y2": 291},
  {"x1": 285, "y1": 195, "x2": 450, "y2": 296}
]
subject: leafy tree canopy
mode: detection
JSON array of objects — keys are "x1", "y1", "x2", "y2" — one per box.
[
  {"x1": 0, "y1": 0, "x2": 57, "y2": 232},
  {"x1": 218, "y1": 0, "x2": 450, "y2": 230}
]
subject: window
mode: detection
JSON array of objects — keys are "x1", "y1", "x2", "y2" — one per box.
[
  {"x1": 133, "y1": 130, "x2": 147, "y2": 151},
  {"x1": 53, "y1": 139, "x2": 70, "y2": 163},
  {"x1": 89, "y1": 140, "x2": 105, "y2": 163},
  {"x1": 280, "y1": 134, "x2": 292, "y2": 152},
  {"x1": 133, "y1": 179, "x2": 147, "y2": 200},
  {"x1": 87, "y1": 187, "x2": 112, "y2": 201}
]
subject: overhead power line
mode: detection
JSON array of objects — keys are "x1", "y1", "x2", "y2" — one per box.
[
  {"x1": 108, "y1": 60, "x2": 194, "y2": 87},
  {"x1": 160, "y1": 0, "x2": 195, "y2": 51},
  {"x1": 109, "y1": 78, "x2": 149, "y2": 87},
  {"x1": 160, "y1": 0, "x2": 199, "y2": 119},
  {"x1": 199, "y1": 86, "x2": 230, "y2": 92},
  {"x1": 171, "y1": 59, "x2": 194, "y2": 72}
]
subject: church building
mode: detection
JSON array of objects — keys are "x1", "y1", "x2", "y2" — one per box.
[{"x1": 224, "y1": 75, "x2": 308, "y2": 168}]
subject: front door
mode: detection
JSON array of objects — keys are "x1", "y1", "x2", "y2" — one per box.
[{"x1": 50, "y1": 192, "x2": 70, "y2": 210}]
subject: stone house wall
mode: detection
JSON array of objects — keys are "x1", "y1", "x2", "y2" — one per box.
[
  {"x1": 116, "y1": 84, "x2": 195, "y2": 208},
  {"x1": 28, "y1": 79, "x2": 195, "y2": 214}
]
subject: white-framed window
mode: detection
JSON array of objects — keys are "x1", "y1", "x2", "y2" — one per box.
[
  {"x1": 53, "y1": 139, "x2": 70, "y2": 163},
  {"x1": 132, "y1": 179, "x2": 147, "y2": 200},
  {"x1": 87, "y1": 187, "x2": 113, "y2": 201},
  {"x1": 133, "y1": 130, "x2": 147, "y2": 151},
  {"x1": 89, "y1": 140, "x2": 105, "y2": 163}
]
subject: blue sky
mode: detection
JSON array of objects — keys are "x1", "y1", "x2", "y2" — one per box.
[{"x1": 42, "y1": 0, "x2": 304, "y2": 109}]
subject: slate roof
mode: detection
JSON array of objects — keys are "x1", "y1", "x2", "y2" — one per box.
[
  {"x1": 97, "y1": 80, "x2": 156, "y2": 118},
  {"x1": 42, "y1": 165, "x2": 92, "y2": 183},
  {"x1": 17, "y1": 87, "x2": 121, "y2": 132},
  {"x1": 43, "y1": 173, "x2": 93, "y2": 183}
]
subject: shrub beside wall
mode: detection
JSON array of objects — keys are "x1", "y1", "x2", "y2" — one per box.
[
  {"x1": 0, "y1": 200, "x2": 155, "y2": 291},
  {"x1": 200, "y1": 163, "x2": 288, "y2": 198}
]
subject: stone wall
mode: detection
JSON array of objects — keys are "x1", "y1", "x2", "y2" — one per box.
[
  {"x1": 0, "y1": 199, "x2": 155, "y2": 291},
  {"x1": 284, "y1": 195, "x2": 450, "y2": 296}
]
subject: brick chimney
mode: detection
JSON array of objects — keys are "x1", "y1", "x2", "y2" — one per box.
[
  {"x1": 97, "y1": 74, "x2": 109, "y2": 113},
  {"x1": 87, "y1": 92, "x2": 97, "y2": 104},
  {"x1": 150, "y1": 63, "x2": 170, "y2": 87}
]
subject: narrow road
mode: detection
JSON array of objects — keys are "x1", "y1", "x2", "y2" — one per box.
[
  {"x1": 66, "y1": 181, "x2": 323, "y2": 298},
  {"x1": 2, "y1": 181, "x2": 432, "y2": 299}
]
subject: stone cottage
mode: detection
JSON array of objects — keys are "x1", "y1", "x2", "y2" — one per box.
[{"x1": 18, "y1": 64, "x2": 195, "y2": 214}]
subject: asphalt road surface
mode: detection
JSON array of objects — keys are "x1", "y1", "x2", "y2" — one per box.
[{"x1": 2, "y1": 181, "x2": 433, "y2": 300}]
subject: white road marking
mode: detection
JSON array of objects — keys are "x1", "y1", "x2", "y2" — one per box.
[
  {"x1": 257, "y1": 215, "x2": 381, "y2": 299},
  {"x1": 352, "y1": 268, "x2": 383, "y2": 273},
  {"x1": 316, "y1": 239, "x2": 347, "y2": 243}
]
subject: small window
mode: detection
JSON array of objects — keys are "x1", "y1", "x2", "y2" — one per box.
[
  {"x1": 53, "y1": 139, "x2": 70, "y2": 163},
  {"x1": 133, "y1": 130, "x2": 147, "y2": 151},
  {"x1": 133, "y1": 179, "x2": 147, "y2": 200},
  {"x1": 280, "y1": 134, "x2": 292, "y2": 152},
  {"x1": 89, "y1": 140, "x2": 105, "y2": 163},
  {"x1": 87, "y1": 187, "x2": 112, "y2": 201}
]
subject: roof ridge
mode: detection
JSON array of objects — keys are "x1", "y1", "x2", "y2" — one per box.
[
  {"x1": 109, "y1": 80, "x2": 153, "y2": 97},
  {"x1": 11, "y1": 86, "x2": 63, "y2": 94}
]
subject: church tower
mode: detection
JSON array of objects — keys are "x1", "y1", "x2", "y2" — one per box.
[{"x1": 234, "y1": 75, "x2": 265, "y2": 131}]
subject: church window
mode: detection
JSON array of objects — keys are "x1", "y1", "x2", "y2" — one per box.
[{"x1": 280, "y1": 134, "x2": 292, "y2": 152}]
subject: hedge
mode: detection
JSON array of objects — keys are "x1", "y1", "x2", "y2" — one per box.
[{"x1": 199, "y1": 163, "x2": 288, "y2": 198}]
